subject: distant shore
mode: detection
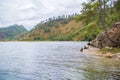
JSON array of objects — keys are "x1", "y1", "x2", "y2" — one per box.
[{"x1": 83, "y1": 46, "x2": 120, "y2": 59}]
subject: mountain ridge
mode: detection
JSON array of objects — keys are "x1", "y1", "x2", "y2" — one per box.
[{"x1": 0, "y1": 24, "x2": 28, "y2": 41}]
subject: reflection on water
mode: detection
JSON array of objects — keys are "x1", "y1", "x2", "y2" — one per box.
[{"x1": 0, "y1": 42, "x2": 119, "y2": 80}]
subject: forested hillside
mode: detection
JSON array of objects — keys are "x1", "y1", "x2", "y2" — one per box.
[
  {"x1": 75, "y1": 0, "x2": 120, "y2": 32},
  {"x1": 19, "y1": 0, "x2": 120, "y2": 41},
  {"x1": 19, "y1": 14, "x2": 84, "y2": 41},
  {"x1": 0, "y1": 24, "x2": 28, "y2": 41},
  {"x1": 19, "y1": 14, "x2": 102, "y2": 41}
]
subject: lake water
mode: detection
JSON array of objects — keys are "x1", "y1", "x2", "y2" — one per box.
[{"x1": 0, "y1": 42, "x2": 119, "y2": 80}]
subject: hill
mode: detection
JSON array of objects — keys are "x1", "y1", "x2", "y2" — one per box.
[
  {"x1": 19, "y1": 15, "x2": 82, "y2": 41},
  {"x1": 0, "y1": 24, "x2": 28, "y2": 41},
  {"x1": 19, "y1": 15, "x2": 102, "y2": 41}
]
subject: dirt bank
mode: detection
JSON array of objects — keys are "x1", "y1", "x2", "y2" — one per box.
[{"x1": 83, "y1": 46, "x2": 120, "y2": 59}]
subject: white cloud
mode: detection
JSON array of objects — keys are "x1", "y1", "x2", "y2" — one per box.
[{"x1": 0, "y1": 0, "x2": 86, "y2": 30}]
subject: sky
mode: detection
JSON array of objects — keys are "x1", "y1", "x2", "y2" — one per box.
[{"x1": 0, "y1": 0, "x2": 87, "y2": 30}]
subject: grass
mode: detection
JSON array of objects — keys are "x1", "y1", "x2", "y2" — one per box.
[{"x1": 100, "y1": 47, "x2": 120, "y2": 54}]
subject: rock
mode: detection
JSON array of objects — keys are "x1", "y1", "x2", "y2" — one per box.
[
  {"x1": 104, "y1": 53, "x2": 115, "y2": 58},
  {"x1": 84, "y1": 45, "x2": 89, "y2": 49},
  {"x1": 80, "y1": 48, "x2": 83, "y2": 52},
  {"x1": 90, "y1": 22, "x2": 120, "y2": 48},
  {"x1": 104, "y1": 46, "x2": 113, "y2": 49},
  {"x1": 115, "y1": 53, "x2": 120, "y2": 58}
]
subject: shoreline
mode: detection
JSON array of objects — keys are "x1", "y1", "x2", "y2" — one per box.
[{"x1": 83, "y1": 46, "x2": 120, "y2": 59}]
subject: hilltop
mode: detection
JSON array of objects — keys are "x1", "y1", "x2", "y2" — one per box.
[{"x1": 0, "y1": 24, "x2": 28, "y2": 41}]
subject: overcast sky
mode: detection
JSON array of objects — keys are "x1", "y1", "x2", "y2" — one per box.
[{"x1": 0, "y1": 0, "x2": 87, "y2": 30}]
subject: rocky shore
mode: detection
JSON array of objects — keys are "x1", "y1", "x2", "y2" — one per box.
[
  {"x1": 90, "y1": 22, "x2": 120, "y2": 48},
  {"x1": 83, "y1": 22, "x2": 120, "y2": 59}
]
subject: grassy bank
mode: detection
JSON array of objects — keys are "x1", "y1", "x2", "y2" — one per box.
[{"x1": 100, "y1": 48, "x2": 120, "y2": 54}]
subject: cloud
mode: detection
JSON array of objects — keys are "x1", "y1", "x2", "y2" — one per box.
[{"x1": 0, "y1": 0, "x2": 86, "y2": 30}]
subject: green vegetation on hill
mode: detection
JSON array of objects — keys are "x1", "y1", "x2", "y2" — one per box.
[
  {"x1": 19, "y1": 14, "x2": 83, "y2": 41},
  {"x1": 19, "y1": 0, "x2": 120, "y2": 41},
  {"x1": 18, "y1": 14, "x2": 103, "y2": 41},
  {"x1": 74, "y1": 22, "x2": 103, "y2": 41},
  {"x1": 19, "y1": 14, "x2": 103, "y2": 41},
  {"x1": 0, "y1": 24, "x2": 28, "y2": 41},
  {"x1": 75, "y1": 0, "x2": 120, "y2": 37}
]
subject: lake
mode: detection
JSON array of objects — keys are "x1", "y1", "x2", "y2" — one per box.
[{"x1": 0, "y1": 42, "x2": 119, "y2": 80}]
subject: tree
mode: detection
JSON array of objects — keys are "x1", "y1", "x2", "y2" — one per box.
[
  {"x1": 76, "y1": 0, "x2": 120, "y2": 44},
  {"x1": 76, "y1": 0, "x2": 102, "y2": 24},
  {"x1": 114, "y1": 0, "x2": 120, "y2": 12}
]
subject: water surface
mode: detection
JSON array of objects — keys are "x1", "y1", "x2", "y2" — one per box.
[{"x1": 0, "y1": 42, "x2": 119, "y2": 80}]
